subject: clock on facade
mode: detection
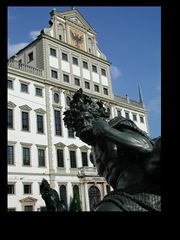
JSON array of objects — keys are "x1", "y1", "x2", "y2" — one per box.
[{"x1": 69, "y1": 27, "x2": 85, "y2": 50}]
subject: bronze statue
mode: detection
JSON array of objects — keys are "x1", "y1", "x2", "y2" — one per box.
[
  {"x1": 40, "y1": 179, "x2": 67, "y2": 211},
  {"x1": 64, "y1": 89, "x2": 161, "y2": 211}
]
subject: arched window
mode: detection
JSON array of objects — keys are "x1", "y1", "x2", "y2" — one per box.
[
  {"x1": 88, "y1": 38, "x2": 93, "y2": 54},
  {"x1": 59, "y1": 185, "x2": 67, "y2": 207},
  {"x1": 57, "y1": 24, "x2": 65, "y2": 41},
  {"x1": 73, "y1": 185, "x2": 79, "y2": 197},
  {"x1": 88, "y1": 186, "x2": 101, "y2": 211},
  {"x1": 66, "y1": 96, "x2": 71, "y2": 106},
  {"x1": 106, "y1": 185, "x2": 111, "y2": 194}
]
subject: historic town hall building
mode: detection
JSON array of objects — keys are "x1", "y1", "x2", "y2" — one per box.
[{"x1": 8, "y1": 8, "x2": 149, "y2": 211}]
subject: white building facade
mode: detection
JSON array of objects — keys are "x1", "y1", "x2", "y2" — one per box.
[{"x1": 7, "y1": 9, "x2": 150, "y2": 211}]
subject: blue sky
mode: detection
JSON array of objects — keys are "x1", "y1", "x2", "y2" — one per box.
[{"x1": 8, "y1": 6, "x2": 161, "y2": 138}]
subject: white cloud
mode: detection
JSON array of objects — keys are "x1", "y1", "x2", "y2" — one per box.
[
  {"x1": 110, "y1": 65, "x2": 122, "y2": 80},
  {"x1": 29, "y1": 30, "x2": 40, "y2": 40},
  {"x1": 8, "y1": 42, "x2": 29, "y2": 58}
]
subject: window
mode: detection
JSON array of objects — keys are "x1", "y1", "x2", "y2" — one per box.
[
  {"x1": 72, "y1": 57, "x2": 78, "y2": 65},
  {"x1": 83, "y1": 61, "x2": 88, "y2": 69},
  {"x1": 73, "y1": 185, "x2": 80, "y2": 197},
  {"x1": 37, "y1": 115, "x2": 44, "y2": 133},
  {"x1": 63, "y1": 74, "x2": 69, "y2": 83},
  {"x1": 103, "y1": 88, "x2": 108, "y2": 95},
  {"x1": 8, "y1": 145, "x2": 14, "y2": 165},
  {"x1": 57, "y1": 149, "x2": 64, "y2": 167},
  {"x1": 140, "y1": 116, "x2": 144, "y2": 123},
  {"x1": 21, "y1": 83, "x2": 28, "y2": 93},
  {"x1": 38, "y1": 149, "x2": 45, "y2": 167},
  {"x1": 51, "y1": 70, "x2": 58, "y2": 79},
  {"x1": 66, "y1": 96, "x2": 71, "y2": 106},
  {"x1": 62, "y1": 53, "x2": 68, "y2": 61},
  {"x1": 8, "y1": 184, "x2": 15, "y2": 194},
  {"x1": 8, "y1": 109, "x2": 13, "y2": 129},
  {"x1": 85, "y1": 81, "x2": 90, "y2": 89},
  {"x1": 28, "y1": 52, "x2": 33, "y2": 62},
  {"x1": 125, "y1": 112, "x2": 130, "y2": 119},
  {"x1": 59, "y1": 185, "x2": 67, "y2": 207},
  {"x1": 81, "y1": 152, "x2": 88, "y2": 166},
  {"x1": 8, "y1": 79, "x2": 13, "y2": 89},
  {"x1": 23, "y1": 147, "x2": 30, "y2": 166},
  {"x1": 59, "y1": 35, "x2": 62, "y2": 40},
  {"x1": 50, "y1": 48, "x2": 56, "y2": 57},
  {"x1": 74, "y1": 78, "x2": 80, "y2": 86},
  {"x1": 94, "y1": 85, "x2": 99, "y2": 92},
  {"x1": 54, "y1": 110, "x2": 62, "y2": 136},
  {"x1": 117, "y1": 110, "x2": 121, "y2": 116},
  {"x1": 54, "y1": 93, "x2": 60, "y2": 103},
  {"x1": 22, "y1": 112, "x2": 29, "y2": 131},
  {"x1": 133, "y1": 114, "x2": 137, "y2": 121},
  {"x1": 68, "y1": 128, "x2": 75, "y2": 138},
  {"x1": 24, "y1": 206, "x2": 33, "y2": 211},
  {"x1": 35, "y1": 87, "x2": 43, "y2": 97},
  {"x1": 101, "y1": 69, "x2": 106, "y2": 76},
  {"x1": 70, "y1": 150, "x2": 76, "y2": 168},
  {"x1": 92, "y1": 65, "x2": 97, "y2": 73},
  {"x1": 24, "y1": 184, "x2": 32, "y2": 194}
]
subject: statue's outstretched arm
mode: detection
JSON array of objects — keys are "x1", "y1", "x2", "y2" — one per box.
[{"x1": 92, "y1": 119, "x2": 153, "y2": 153}]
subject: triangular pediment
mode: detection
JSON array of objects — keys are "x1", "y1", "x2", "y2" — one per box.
[
  {"x1": 34, "y1": 108, "x2": 46, "y2": 114},
  {"x1": 54, "y1": 142, "x2": 66, "y2": 148},
  {"x1": 58, "y1": 10, "x2": 96, "y2": 33},
  {"x1": 19, "y1": 104, "x2": 32, "y2": 111},
  {"x1": 20, "y1": 197, "x2": 38, "y2": 203},
  {"x1": 80, "y1": 145, "x2": 90, "y2": 151},
  {"x1": 68, "y1": 143, "x2": 78, "y2": 149},
  {"x1": 8, "y1": 101, "x2": 16, "y2": 108}
]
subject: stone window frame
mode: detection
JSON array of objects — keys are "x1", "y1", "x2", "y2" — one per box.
[
  {"x1": 19, "y1": 105, "x2": 32, "y2": 132},
  {"x1": 50, "y1": 47, "x2": 57, "y2": 58},
  {"x1": 7, "y1": 182, "x2": 16, "y2": 195},
  {"x1": 7, "y1": 141, "x2": 17, "y2": 166},
  {"x1": 34, "y1": 108, "x2": 46, "y2": 134},
  {"x1": 82, "y1": 60, "x2": 88, "y2": 69},
  {"x1": 36, "y1": 144, "x2": 47, "y2": 168},
  {"x1": 8, "y1": 101, "x2": 16, "y2": 130},
  {"x1": 124, "y1": 111, "x2": 130, "y2": 120},
  {"x1": 94, "y1": 84, "x2": 100, "y2": 92},
  {"x1": 103, "y1": 87, "x2": 108, "y2": 95},
  {"x1": 62, "y1": 52, "x2": 68, "y2": 62},
  {"x1": 92, "y1": 64, "x2": 98, "y2": 73},
  {"x1": 139, "y1": 115, "x2": 145, "y2": 123},
  {"x1": 34, "y1": 84, "x2": 44, "y2": 98},
  {"x1": 20, "y1": 142, "x2": 33, "y2": 167},
  {"x1": 84, "y1": 81, "x2": 90, "y2": 90},
  {"x1": 53, "y1": 107, "x2": 63, "y2": 137},
  {"x1": 72, "y1": 56, "x2": 79, "y2": 66},
  {"x1": 132, "y1": 112, "x2": 137, "y2": 122},
  {"x1": 20, "y1": 80, "x2": 30, "y2": 94},
  {"x1": 55, "y1": 142, "x2": 66, "y2": 168},
  {"x1": 23, "y1": 182, "x2": 33, "y2": 195},
  {"x1": 101, "y1": 68, "x2": 106, "y2": 76},
  {"x1": 116, "y1": 108, "x2": 122, "y2": 117},
  {"x1": 28, "y1": 51, "x2": 34, "y2": 63},
  {"x1": 51, "y1": 68, "x2": 58, "y2": 79},
  {"x1": 8, "y1": 77, "x2": 15, "y2": 90},
  {"x1": 68, "y1": 144, "x2": 78, "y2": 169},
  {"x1": 58, "y1": 183, "x2": 68, "y2": 207}
]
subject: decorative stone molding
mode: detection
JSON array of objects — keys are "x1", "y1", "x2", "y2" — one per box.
[
  {"x1": 8, "y1": 101, "x2": 16, "y2": 108},
  {"x1": 80, "y1": 145, "x2": 90, "y2": 151},
  {"x1": 34, "y1": 108, "x2": 46, "y2": 114},
  {"x1": 20, "y1": 142, "x2": 33, "y2": 146},
  {"x1": 35, "y1": 144, "x2": 47, "y2": 148},
  {"x1": 68, "y1": 143, "x2": 78, "y2": 149},
  {"x1": 54, "y1": 142, "x2": 66, "y2": 148},
  {"x1": 19, "y1": 105, "x2": 32, "y2": 111},
  {"x1": 20, "y1": 197, "x2": 38, "y2": 203}
]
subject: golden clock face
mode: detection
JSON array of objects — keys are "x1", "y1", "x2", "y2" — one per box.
[{"x1": 69, "y1": 27, "x2": 85, "y2": 50}]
